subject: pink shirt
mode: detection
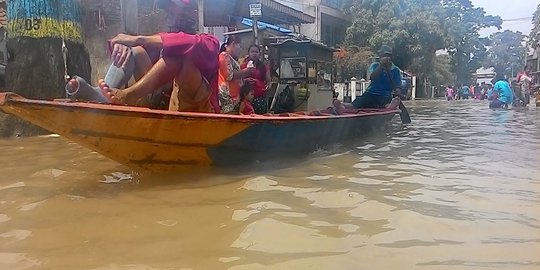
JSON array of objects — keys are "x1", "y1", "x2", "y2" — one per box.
[
  {"x1": 160, "y1": 32, "x2": 220, "y2": 113},
  {"x1": 241, "y1": 59, "x2": 269, "y2": 98}
]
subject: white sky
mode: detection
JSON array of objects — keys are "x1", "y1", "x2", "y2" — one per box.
[{"x1": 471, "y1": 0, "x2": 538, "y2": 37}]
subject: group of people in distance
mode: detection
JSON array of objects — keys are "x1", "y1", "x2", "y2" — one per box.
[
  {"x1": 444, "y1": 66, "x2": 537, "y2": 109},
  {"x1": 65, "y1": 0, "x2": 402, "y2": 115}
]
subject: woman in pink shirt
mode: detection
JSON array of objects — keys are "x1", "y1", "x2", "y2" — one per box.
[{"x1": 65, "y1": 0, "x2": 221, "y2": 113}]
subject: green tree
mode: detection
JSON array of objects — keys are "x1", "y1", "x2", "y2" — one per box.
[
  {"x1": 484, "y1": 30, "x2": 526, "y2": 78},
  {"x1": 430, "y1": 54, "x2": 453, "y2": 88},
  {"x1": 441, "y1": 0, "x2": 502, "y2": 85},
  {"x1": 531, "y1": 4, "x2": 540, "y2": 48},
  {"x1": 343, "y1": 0, "x2": 448, "y2": 97},
  {"x1": 334, "y1": 45, "x2": 374, "y2": 80}
]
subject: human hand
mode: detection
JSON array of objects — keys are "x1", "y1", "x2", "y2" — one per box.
[
  {"x1": 244, "y1": 67, "x2": 255, "y2": 76},
  {"x1": 380, "y1": 57, "x2": 392, "y2": 69},
  {"x1": 110, "y1": 33, "x2": 139, "y2": 47},
  {"x1": 111, "y1": 43, "x2": 131, "y2": 68},
  {"x1": 245, "y1": 78, "x2": 256, "y2": 85}
]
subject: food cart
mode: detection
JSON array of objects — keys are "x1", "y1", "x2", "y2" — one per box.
[{"x1": 268, "y1": 39, "x2": 336, "y2": 113}]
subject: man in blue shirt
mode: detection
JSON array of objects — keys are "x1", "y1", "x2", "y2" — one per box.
[
  {"x1": 490, "y1": 74, "x2": 513, "y2": 109},
  {"x1": 352, "y1": 45, "x2": 402, "y2": 108}
]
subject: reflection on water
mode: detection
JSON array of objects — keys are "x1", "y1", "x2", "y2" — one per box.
[{"x1": 1, "y1": 100, "x2": 539, "y2": 269}]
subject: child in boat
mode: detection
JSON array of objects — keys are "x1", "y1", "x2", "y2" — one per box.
[
  {"x1": 238, "y1": 84, "x2": 255, "y2": 115},
  {"x1": 65, "y1": 0, "x2": 221, "y2": 113}
]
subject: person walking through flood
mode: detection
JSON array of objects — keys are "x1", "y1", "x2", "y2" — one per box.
[
  {"x1": 490, "y1": 74, "x2": 513, "y2": 109},
  {"x1": 445, "y1": 85, "x2": 454, "y2": 101},
  {"x1": 515, "y1": 65, "x2": 533, "y2": 106}
]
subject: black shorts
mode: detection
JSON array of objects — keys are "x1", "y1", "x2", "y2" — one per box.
[{"x1": 352, "y1": 92, "x2": 392, "y2": 109}]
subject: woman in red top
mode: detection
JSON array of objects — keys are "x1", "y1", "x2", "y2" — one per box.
[{"x1": 241, "y1": 45, "x2": 271, "y2": 114}]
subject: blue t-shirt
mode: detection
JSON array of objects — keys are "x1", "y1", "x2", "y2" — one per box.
[
  {"x1": 461, "y1": 86, "x2": 470, "y2": 96},
  {"x1": 366, "y1": 63, "x2": 402, "y2": 97},
  {"x1": 493, "y1": 80, "x2": 513, "y2": 104}
]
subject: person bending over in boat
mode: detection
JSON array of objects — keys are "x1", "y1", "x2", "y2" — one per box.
[
  {"x1": 65, "y1": 0, "x2": 220, "y2": 113},
  {"x1": 352, "y1": 45, "x2": 402, "y2": 109}
]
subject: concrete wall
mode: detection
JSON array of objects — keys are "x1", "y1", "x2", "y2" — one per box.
[{"x1": 83, "y1": 11, "x2": 167, "y2": 83}]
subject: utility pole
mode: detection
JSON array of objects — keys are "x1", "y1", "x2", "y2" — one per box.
[{"x1": 249, "y1": 0, "x2": 262, "y2": 45}]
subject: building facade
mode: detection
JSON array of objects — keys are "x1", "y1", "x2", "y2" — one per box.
[{"x1": 276, "y1": 0, "x2": 350, "y2": 47}]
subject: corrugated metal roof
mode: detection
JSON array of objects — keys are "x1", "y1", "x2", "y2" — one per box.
[{"x1": 0, "y1": 0, "x2": 6, "y2": 28}]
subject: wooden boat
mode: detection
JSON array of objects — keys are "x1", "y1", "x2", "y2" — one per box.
[{"x1": 0, "y1": 92, "x2": 400, "y2": 172}]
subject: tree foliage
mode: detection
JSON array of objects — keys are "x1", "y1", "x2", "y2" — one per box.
[
  {"x1": 441, "y1": 0, "x2": 502, "y2": 84},
  {"x1": 334, "y1": 46, "x2": 374, "y2": 80},
  {"x1": 430, "y1": 54, "x2": 453, "y2": 87},
  {"x1": 339, "y1": 0, "x2": 502, "y2": 94},
  {"x1": 484, "y1": 30, "x2": 526, "y2": 78},
  {"x1": 531, "y1": 4, "x2": 540, "y2": 48}
]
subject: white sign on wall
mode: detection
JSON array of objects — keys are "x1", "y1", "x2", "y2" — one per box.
[{"x1": 249, "y1": 3, "x2": 262, "y2": 18}]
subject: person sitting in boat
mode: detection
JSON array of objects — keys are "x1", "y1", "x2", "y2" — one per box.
[
  {"x1": 218, "y1": 35, "x2": 255, "y2": 113},
  {"x1": 65, "y1": 0, "x2": 221, "y2": 113},
  {"x1": 490, "y1": 74, "x2": 513, "y2": 109},
  {"x1": 238, "y1": 84, "x2": 255, "y2": 115},
  {"x1": 352, "y1": 45, "x2": 402, "y2": 109},
  {"x1": 241, "y1": 45, "x2": 271, "y2": 114}
]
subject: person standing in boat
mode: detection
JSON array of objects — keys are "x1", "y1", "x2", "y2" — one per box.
[
  {"x1": 241, "y1": 45, "x2": 272, "y2": 114},
  {"x1": 65, "y1": 0, "x2": 221, "y2": 113},
  {"x1": 218, "y1": 35, "x2": 254, "y2": 113},
  {"x1": 352, "y1": 45, "x2": 402, "y2": 109}
]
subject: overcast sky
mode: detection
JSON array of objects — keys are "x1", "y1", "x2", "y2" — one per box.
[{"x1": 471, "y1": 0, "x2": 538, "y2": 37}]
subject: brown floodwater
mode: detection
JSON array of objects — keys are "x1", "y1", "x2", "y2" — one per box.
[{"x1": 0, "y1": 100, "x2": 539, "y2": 270}]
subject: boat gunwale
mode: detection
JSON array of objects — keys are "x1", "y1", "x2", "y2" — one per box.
[{"x1": 0, "y1": 92, "x2": 400, "y2": 122}]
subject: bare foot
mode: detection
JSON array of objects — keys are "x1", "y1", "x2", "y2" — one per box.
[
  {"x1": 98, "y1": 79, "x2": 129, "y2": 104},
  {"x1": 66, "y1": 78, "x2": 79, "y2": 94}
]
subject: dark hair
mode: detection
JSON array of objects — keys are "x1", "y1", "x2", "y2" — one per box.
[
  {"x1": 494, "y1": 74, "x2": 506, "y2": 83},
  {"x1": 239, "y1": 84, "x2": 253, "y2": 101},
  {"x1": 220, "y1": 35, "x2": 242, "y2": 53},
  {"x1": 524, "y1": 65, "x2": 531, "y2": 70},
  {"x1": 245, "y1": 44, "x2": 267, "y2": 77}
]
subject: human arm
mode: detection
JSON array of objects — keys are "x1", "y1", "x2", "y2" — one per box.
[
  {"x1": 108, "y1": 33, "x2": 163, "y2": 67},
  {"x1": 265, "y1": 65, "x2": 272, "y2": 90},
  {"x1": 369, "y1": 63, "x2": 383, "y2": 80},
  {"x1": 239, "y1": 101, "x2": 246, "y2": 115},
  {"x1": 370, "y1": 57, "x2": 391, "y2": 80},
  {"x1": 220, "y1": 56, "x2": 253, "y2": 81},
  {"x1": 391, "y1": 68, "x2": 403, "y2": 97}
]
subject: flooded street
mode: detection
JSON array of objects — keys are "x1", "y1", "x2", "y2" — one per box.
[{"x1": 1, "y1": 100, "x2": 539, "y2": 270}]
